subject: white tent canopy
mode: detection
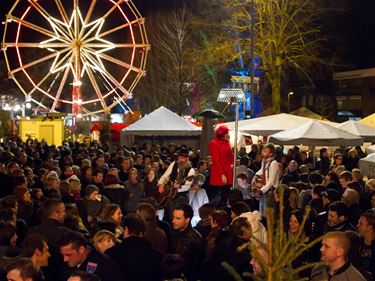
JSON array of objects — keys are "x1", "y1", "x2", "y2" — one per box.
[
  {"x1": 359, "y1": 153, "x2": 375, "y2": 179},
  {"x1": 121, "y1": 106, "x2": 201, "y2": 136},
  {"x1": 268, "y1": 120, "x2": 364, "y2": 146},
  {"x1": 220, "y1": 113, "x2": 313, "y2": 136},
  {"x1": 336, "y1": 120, "x2": 375, "y2": 142},
  {"x1": 366, "y1": 144, "x2": 375, "y2": 155}
]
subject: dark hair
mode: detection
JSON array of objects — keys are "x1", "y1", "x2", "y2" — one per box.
[
  {"x1": 361, "y1": 212, "x2": 375, "y2": 231},
  {"x1": 0, "y1": 209, "x2": 16, "y2": 224},
  {"x1": 328, "y1": 201, "x2": 349, "y2": 218},
  {"x1": 230, "y1": 217, "x2": 251, "y2": 237},
  {"x1": 290, "y1": 209, "x2": 304, "y2": 225},
  {"x1": 69, "y1": 271, "x2": 101, "y2": 281},
  {"x1": 211, "y1": 210, "x2": 231, "y2": 229},
  {"x1": 312, "y1": 185, "x2": 325, "y2": 197},
  {"x1": 236, "y1": 172, "x2": 248, "y2": 181},
  {"x1": 231, "y1": 201, "x2": 251, "y2": 217},
  {"x1": 21, "y1": 234, "x2": 46, "y2": 257},
  {"x1": 59, "y1": 231, "x2": 87, "y2": 250},
  {"x1": 228, "y1": 189, "x2": 244, "y2": 207},
  {"x1": 41, "y1": 198, "x2": 64, "y2": 218},
  {"x1": 5, "y1": 257, "x2": 37, "y2": 280},
  {"x1": 308, "y1": 172, "x2": 323, "y2": 186},
  {"x1": 92, "y1": 169, "x2": 104, "y2": 177},
  {"x1": 136, "y1": 202, "x2": 156, "y2": 222},
  {"x1": 173, "y1": 203, "x2": 193, "y2": 220},
  {"x1": 198, "y1": 203, "x2": 215, "y2": 220},
  {"x1": 161, "y1": 254, "x2": 185, "y2": 280},
  {"x1": 123, "y1": 213, "x2": 145, "y2": 235},
  {"x1": 239, "y1": 156, "x2": 249, "y2": 166},
  {"x1": 0, "y1": 223, "x2": 17, "y2": 246},
  {"x1": 0, "y1": 196, "x2": 18, "y2": 211}
]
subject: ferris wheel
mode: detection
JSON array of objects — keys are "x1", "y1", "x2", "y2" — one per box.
[{"x1": 2, "y1": 0, "x2": 150, "y2": 117}]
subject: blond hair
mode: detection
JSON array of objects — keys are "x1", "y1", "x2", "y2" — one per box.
[{"x1": 93, "y1": 230, "x2": 116, "y2": 251}]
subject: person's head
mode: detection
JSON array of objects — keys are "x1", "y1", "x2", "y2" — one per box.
[
  {"x1": 210, "y1": 210, "x2": 231, "y2": 229},
  {"x1": 67, "y1": 271, "x2": 101, "y2": 281},
  {"x1": 95, "y1": 155, "x2": 105, "y2": 168},
  {"x1": 216, "y1": 125, "x2": 229, "y2": 141},
  {"x1": 99, "y1": 204, "x2": 122, "y2": 225},
  {"x1": 41, "y1": 198, "x2": 65, "y2": 222},
  {"x1": 13, "y1": 186, "x2": 32, "y2": 203},
  {"x1": 92, "y1": 230, "x2": 116, "y2": 253},
  {"x1": 288, "y1": 160, "x2": 298, "y2": 173},
  {"x1": 236, "y1": 173, "x2": 248, "y2": 189},
  {"x1": 365, "y1": 179, "x2": 375, "y2": 193},
  {"x1": 230, "y1": 201, "x2": 251, "y2": 219},
  {"x1": 311, "y1": 185, "x2": 324, "y2": 200},
  {"x1": 321, "y1": 189, "x2": 341, "y2": 207},
  {"x1": 261, "y1": 143, "x2": 275, "y2": 159},
  {"x1": 123, "y1": 213, "x2": 145, "y2": 238},
  {"x1": 128, "y1": 168, "x2": 139, "y2": 183},
  {"x1": 145, "y1": 168, "x2": 156, "y2": 183},
  {"x1": 172, "y1": 203, "x2": 193, "y2": 231},
  {"x1": 6, "y1": 257, "x2": 37, "y2": 281},
  {"x1": 288, "y1": 187, "x2": 299, "y2": 210},
  {"x1": 161, "y1": 254, "x2": 185, "y2": 280},
  {"x1": 136, "y1": 202, "x2": 156, "y2": 223},
  {"x1": 334, "y1": 153, "x2": 343, "y2": 165},
  {"x1": 351, "y1": 169, "x2": 362, "y2": 182},
  {"x1": 289, "y1": 209, "x2": 304, "y2": 235},
  {"x1": 59, "y1": 231, "x2": 88, "y2": 268},
  {"x1": 230, "y1": 217, "x2": 252, "y2": 240},
  {"x1": 121, "y1": 157, "x2": 132, "y2": 171},
  {"x1": 63, "y1": 165, "x2": 74, "y2": 179},
  {"x1": 197, "y1": 160, "x2": 208, "y2": 173},
  {"x1": 198, "y1": 203, "x2": 215, "y2": 220},
  {"x1": 339, "y1": 171, "x2": 352, "y2": 187},
  {"x1": 357, "y1": 213, "x2": 375, "y2": 238},
  {"x1": 85, "y1": 185, "x2": 100, "y2": 201},
  {"x1": 328, "y1": 201, "x2": 348, "y2": 225},
  {"x1": 341, "y1": 188, "x2": 359, "y2": 207},
  {"x1": 0, "y1": 222, "x2": 17, "y2": 246},
  {"x1": 308, "y1": 172, "x2": 323, "y2": 187},
  {"x1": 335, "y1": 165, "x2": 346, "y2": 177},
  {"x1": 176, "y1": 149, "x2": 190, "y2": 164},
  {"x1": 21, "y1": 235, "x2": 50, "y2": 270},
  {"x1": 227, "y1": 189, "x2": 244, "y2": 207},
  {"x1": 320, "y1": 231, "x2": 349, "y2": 265},
  {"x1": 92, "y1": 169, "x2": 104, "y2": 184},
  {"x1": 250, "y1": 246, "x2": 268, "y2": 277}
]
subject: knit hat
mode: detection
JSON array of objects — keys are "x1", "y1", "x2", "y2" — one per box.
[
  {"x1": 216, "y1": 125, "x2": 229, "y2": 137},
  {"x1": 85, "y1": 185, "x2": 99, "y2": 197},
  {"x1": 342, "y1": 188, "x2": 359, "y2": 207},
  {"x1": 321, "y1": 188, "x2": 341, "y2": 203}
]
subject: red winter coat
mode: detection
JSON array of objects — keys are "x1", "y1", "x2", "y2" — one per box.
[{"x1": 208, "y1": 137, "x2": 233, "y2": 186}]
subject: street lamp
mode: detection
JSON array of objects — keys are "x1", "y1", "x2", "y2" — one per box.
[
  {"x1": 217, "y1": 88, "x2": 246, "y2": 188},
  {"x1": 288, "y1": 91, "x2": 294, "y2": 113}
]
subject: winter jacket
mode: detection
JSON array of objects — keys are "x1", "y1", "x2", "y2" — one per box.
[
  {"x1": 310, "y1": 261, "x2": 366, "y2": 281},
  {"x1": 208, "y1": 137, "x2": 233, "y2": 186}
]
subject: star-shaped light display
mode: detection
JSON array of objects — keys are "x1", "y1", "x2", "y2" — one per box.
[{"x1": 2, "y1": 0, "x2": 150, "y2": 116}]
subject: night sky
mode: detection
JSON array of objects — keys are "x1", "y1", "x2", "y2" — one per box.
[{"x1": 1, "y1": 0, "x2": 375, "y2": 70}]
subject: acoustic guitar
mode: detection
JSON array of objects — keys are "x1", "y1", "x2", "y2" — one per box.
[{"x1": 157, "y1": 175, "x2": 194, "y2": 208}]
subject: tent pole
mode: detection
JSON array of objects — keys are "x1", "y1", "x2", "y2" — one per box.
[{"x1": 233, "y1": 102, "x2": 239, "y2": 188}]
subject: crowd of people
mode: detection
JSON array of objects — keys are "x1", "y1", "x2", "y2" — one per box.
[{"x1": 0, "y1": 125, "x2": 374, "y2": 281}]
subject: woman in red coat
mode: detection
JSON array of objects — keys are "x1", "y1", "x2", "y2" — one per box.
[{"x1": 209, "y1": 125, "x2": 233, "y2": 206}]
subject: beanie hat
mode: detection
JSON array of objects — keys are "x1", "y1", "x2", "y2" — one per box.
[
  {"x1": 239, "y1": 211, "x2": 268, "y2": 246},
  {"x1": 85, "y1": 185, "x2": 99, "y2": 197},
  {"x1": 216, "y1": 125, "x2": 229, "y2": 137},
  {"x1": 342, "y1": 188, "x2": 359, "y2": 207},
  {"x1": 321, "y1": 188, "x2": 341, "y2": 203}
]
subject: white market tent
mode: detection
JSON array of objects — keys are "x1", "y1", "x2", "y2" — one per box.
[
  {"x1": 366, "y1": 144, "x2": 375, "y2": 154},
  {"x1": 268, "y1": 120, "x2": 364, "y2": 147},
  {"x1": 121, "y1": 106, "x2": 201, "y2": 146},
  {"x1": 359, "y1": 153, "x2": 375, "y2": 179},
  {"x1": 220, "y1": 113, "x2": 313, "y2": 136},
  {"x1": 336, "y1": 120, "x2": 375, "y2": 142}
]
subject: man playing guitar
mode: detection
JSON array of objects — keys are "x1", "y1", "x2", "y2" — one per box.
[
  {"x1": 251, "y1": 143, "x2": 280, "y2": 216},
  {"x1": 158, "y1": 148, "x2": 195, "y2": 218}
]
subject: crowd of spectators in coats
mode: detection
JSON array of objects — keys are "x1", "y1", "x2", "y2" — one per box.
[{"x1": 0, "y1": 136, "x2": 374, "y2": 281}]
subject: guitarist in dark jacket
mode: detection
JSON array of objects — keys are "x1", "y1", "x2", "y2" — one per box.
[{"x1": 158, "y1": 148, "x2": 195, "y2": 220}]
